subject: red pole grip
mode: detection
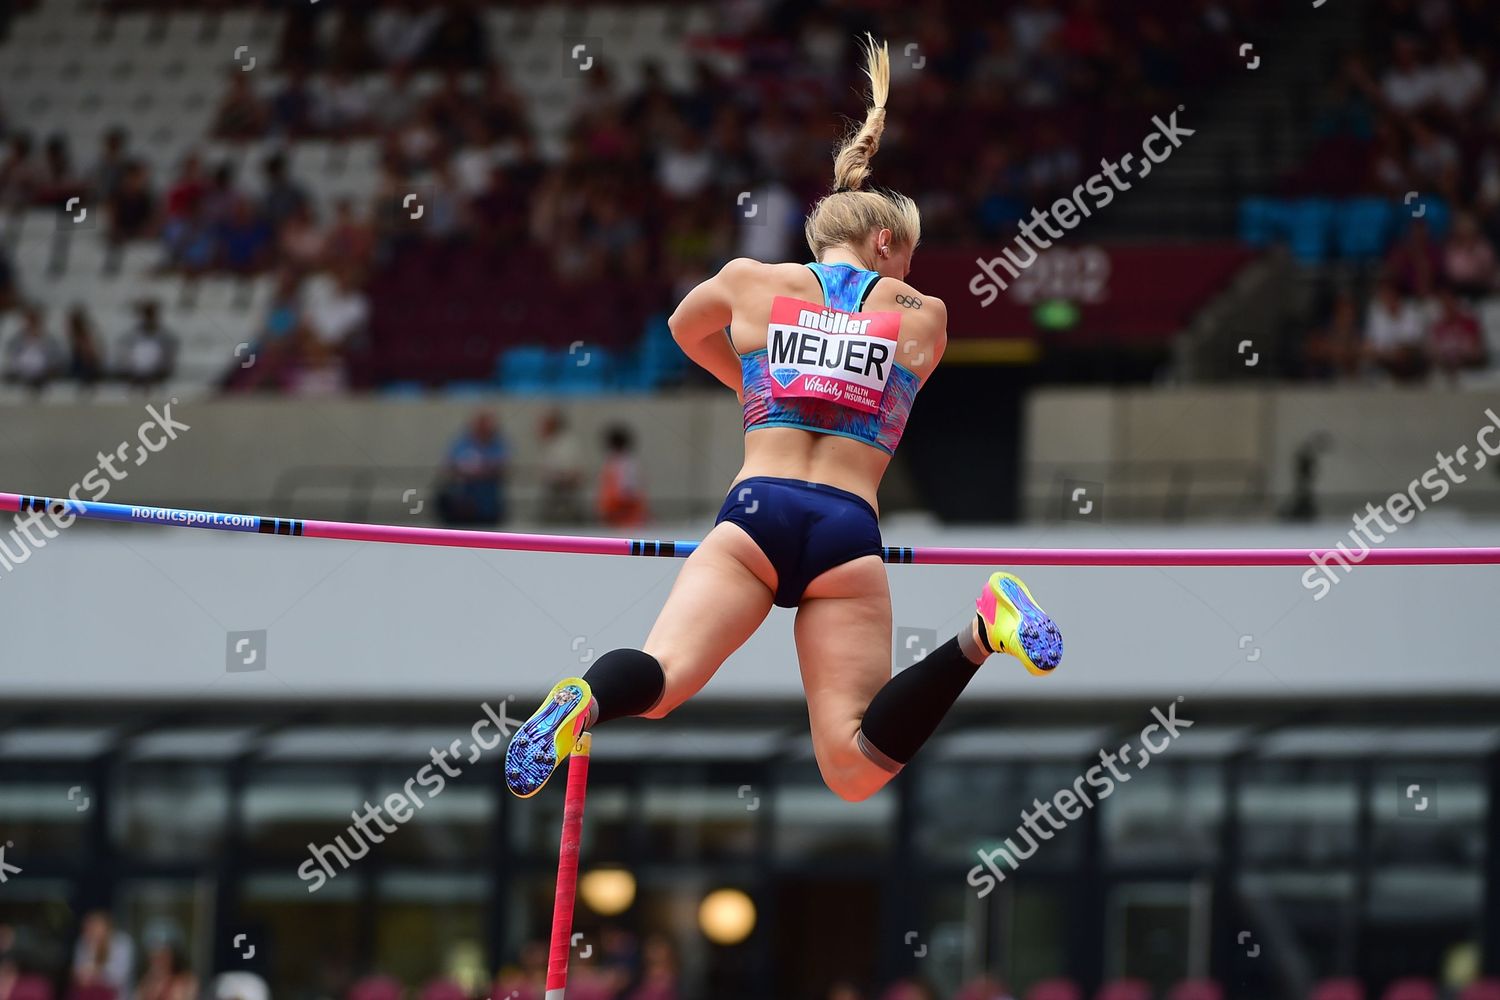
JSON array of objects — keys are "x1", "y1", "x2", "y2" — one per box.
[{"x1": 545, "y1": 732, "x2": 592, "y2": 998}]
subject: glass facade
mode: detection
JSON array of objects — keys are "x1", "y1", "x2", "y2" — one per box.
[{"x1": 0, "y1": 715, "x2": 1496, "y2": 1000}]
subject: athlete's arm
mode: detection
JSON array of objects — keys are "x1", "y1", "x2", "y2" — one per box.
[{"x1": 668, "y1": 258, "x2": 756, "y2": 394}]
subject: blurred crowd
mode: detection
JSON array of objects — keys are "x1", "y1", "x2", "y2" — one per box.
[
  {"x1": 0, "y1": 909, "x2": 1055, "y2": 1000},
  {"x1": 434, "y1": 408, "x2": 648, "y2": 528},
  {"x1": 1300, "y1": 0, "x2": 1500, "y2": 382},
  {"x1": 1303, "y1": 215, "x2": 1495, "y2": 382},
  {"x1": 0, "y1": 913, "x2": 261, "y2": 1000},
  {"x1": 0, "y1": 0, "x2": 1282, "y2": 393}
]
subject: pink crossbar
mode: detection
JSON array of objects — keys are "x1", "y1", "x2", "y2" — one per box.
[{"x1": 4, "y1": 492, "x2": 1500, "y2": 566}]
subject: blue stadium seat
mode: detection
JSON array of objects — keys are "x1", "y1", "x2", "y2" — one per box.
[
  {"x1": 494, "y1": 345, "x2": 551, "y2": 393},
  {"x1": 1288, "y1": 198, "x2": 1337, "y2": 262},
  {"x1": 551, "y1": 346, "x2": 613, "y2": 394},
  {"x1": 633, "y1": 313, "x2": 688, "y2": 387},
  {"x1": 1336, "y1": 198, "x2": 1396, "y2": 260},
  {"x1": 1396, "y1": 195, "x2": 1451, "y2": 240},
  {"x1": 1239, "y1": 197, "x2": 1291, "y2": 247}
]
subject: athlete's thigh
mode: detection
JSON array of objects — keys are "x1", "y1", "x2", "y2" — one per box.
[
  {"x1": 641, "y1": 520, "x2": 776, "y2": 713},
  {"x1": 793, "y1": 555, "x2": 893, "y2": 753}
]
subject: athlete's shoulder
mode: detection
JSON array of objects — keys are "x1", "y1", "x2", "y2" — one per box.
[
  {"x1": 872, "y1": 277, "x2": 947, "y2": 323},
  {"x1": 716, "y1": 257, "x2": 806, "y2": 281}
]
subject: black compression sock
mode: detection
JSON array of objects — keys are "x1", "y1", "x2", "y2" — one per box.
[
  {"x1": 856, "y1": 633, "x2": 988, "y2": 772},
  {"x1": 582, "y1": 648, "x2": 666, "y2": 727}
]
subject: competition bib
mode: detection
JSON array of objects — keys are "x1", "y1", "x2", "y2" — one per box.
[{"x1": 765, "y1": 297, "x2": 902, "y2": 414}]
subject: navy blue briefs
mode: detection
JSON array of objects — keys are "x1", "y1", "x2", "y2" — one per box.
[{"x1": 714, "y1": 476, "x2": 883, "y2": 608}]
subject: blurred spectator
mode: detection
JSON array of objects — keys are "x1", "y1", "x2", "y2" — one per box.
[
  {"x1": 278, "y1": 202, "x2": 328, "y2": 272},
  {"x1": 262, "y1": 153, "x2": 309, "y2": 232},
  {"x1": 213, "y1": 73, "x2": 270, "y2": 140},
  {"x1": 115, "y1": 300, "x2": 178, "y2": 389},
  {"x1": 0, "y1": 245, "x2": 17, "y2": 314},
  {"x1": 87, "y1": 129, "x2": 131, "y2": 205},
  {"x1": 491, "y1": 940, "x2": 545, "y2": 1000},
  {"x1": 209, "y1": 973, "x2": 268, "y2": 1000},
  {"x1": 271, "y1": 67, "x2": 316, "y2": 138},
  {"x1": 623, "y1": 934, "x2": 679, "y2": 1000},
  {"x1": 536, "y1": 408, "x2": 584, "y2": 525},
  {"x1": 325, "y1": 197, "x2": 376, "y2": 272},
  {"x1": 0, "y1": 134, "x2": 39, "y2": 210},
  {"x1": 317, "y1": 70, "x2": 375, "y2": 137},
  {"x1": 1428, "y1": 285, "x2": 1488, "y2": 377},
  {"x1": 328, "y1": 9, "x2": 377, "y2": 75},
  {"x1": 597, "y1": 424, "x2": 648, "y2": 528},
  {"x1": 70, "y1": 912, "x2": 134, "y2": 1000},
  {"x1": 305, "y1": 266, "x2": 369, "y2": 361},
  {"x1": 66, "y1": 305, "x2": 105, "y2": 388},
  {"x1": 877, "y1": 980, "x2": 939, "y2": 1000},
  {"x1": 218, "y1": 198, "x2": 274, "y2": 276},
  {"x1": 1364, "y1": 279, "x2": 1430, "y2": 381},
  {"x1": 1381, "y1": 36, "x2": 1435, "y2": 116},
  {"x1": 656, "y1": 122, "x2": 714, "y2": 200},
  {"x1": 437, "y1": 411, "x2": 509, "y2": 526},
  {"x1": 36, "y1": 134, "x2": 83, "y2": 206},
  {"x1": 425, "y1": 0, "x2": 488, "y2": 72},
  {"x1": 161, "y1": 153, "x2": 210, "y2": 272},
  {"x1": 132, "y1": 944, "x2": 195, "y2": 1000},
  {"x1": 1430, "y1": 31, "x2": 1486, "y2": 119},
  {"x1": 955, "y1": 974, "x2": 1016, "y2": 1000},
  {"x1": 1443, "y1": 213, "x2": 1498, "y2": 296},
  {"x1": 3, "y1": 306, "x2": 62, "y2": 392},
  {"x1": 105, "y1": 161, "x2": 157, "y2": 259},
  {"x1": 1407, "y1": 117, "x2": 1461, "y2": 202},
  {"x1": 369, "y1": 0, "x2": 443, "y2": 71},
  {"x1": 1010, "y1": 0, "x2": 1062, "y2": 54},
  {"x1": 1304, "y1": 288, "x2": 1363, "y2": 380},
  {"x1": 1384, "y1": 218, "x2": 1442, "y2": 297},
  {"x1": 826, "y1": 983, "x2": 865, "y2": 1000}
]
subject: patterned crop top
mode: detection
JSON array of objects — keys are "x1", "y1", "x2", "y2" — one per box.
[{"x1": 739, "y1": 262, "x2": 920, "y2": 456}]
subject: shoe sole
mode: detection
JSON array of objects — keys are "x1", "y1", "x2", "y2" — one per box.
[
  {"x1": 990, "y1": 573, "x2": 1063, "y2": 675},
  {"x1": 505, "y1": 678, "x2": 590, "y2": 798}
]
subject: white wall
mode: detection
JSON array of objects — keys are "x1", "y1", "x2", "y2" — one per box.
[
  {"x1": 1024, "y1": 384, "x2": 1500, "y2": 519},
  {"x1": 3, "y1": 517, "x2": 1497, "y2": 702}
]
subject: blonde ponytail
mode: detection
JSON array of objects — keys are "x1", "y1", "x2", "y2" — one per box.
[
  {"x1": 831, "y1": 34, "x2": 890, "y2": 193},
  {"x1": 805, "y1": 35, "x2": 922, "y2": 260}
]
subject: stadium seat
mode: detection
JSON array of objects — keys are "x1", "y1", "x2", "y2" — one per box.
[
  {"x1": 551, "y1": 345, "x2": 614, "y2": 394},
  {"x1": 1288, "y1": 199, "x2": 1337, "y2": 263},
  {"x1": 66, "y1": 986, "x2": 114, "y2": 1000},
  {"x1": 1167, "y1": 980, "x2": 1222, "y2": 1000},
  {"x1": 1380, "y1": 979, "x2": 1437, "y2": 1000},
  {"x1": 1335, "y1": 198, "x2": 1396, "y2": 260},
  {"x1": 10, "y1": 976, "x2": 54, "y2": 1000},
  {"x1": 1027, "y1": 979, "x2": 1083, "y2": 1000},
  {"x1": 1239, "y1": 197, "x2": 1292, "y2": 248},
  {"x1": 1460, "y1": 981, "x2": 1500, "y2": 1000},
  {"x1": 1309, "y1": 977, "x2": 1365, "y2": 1000},
  {"x1": 495, "y1": 345, "x2": 552, "y2": 393},
  {"x1": 347, "y1": 975, "x2": 404, "y2": 1000},
  {"x1": 1398, "y1": 197, "x2": 1451, "y2": 240},
  {"x1": 1095, "y1": 980, "x2": 1152, "y2": 1000}
]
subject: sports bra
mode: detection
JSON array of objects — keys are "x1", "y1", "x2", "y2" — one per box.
[{"x1": 738, "y1": 261, "x2": 919, "y2": 456}]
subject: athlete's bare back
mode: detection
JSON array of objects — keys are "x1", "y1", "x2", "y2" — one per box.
[{"x1": 672, "y1": 256, "x2": 949, "y2": 508}]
